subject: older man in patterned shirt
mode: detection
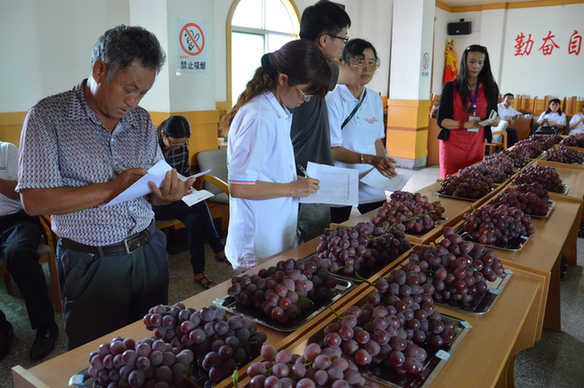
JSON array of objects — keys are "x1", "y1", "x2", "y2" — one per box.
[{"x1": 17, "y1": 25, "x2": 195, "y2": 350}]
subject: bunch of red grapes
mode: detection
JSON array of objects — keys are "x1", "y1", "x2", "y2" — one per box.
[
  {"x1": 142, "y1": 303, "x2": 266, "y2": 386},
  {"x1": 501, "y1": 148, "x2": 531, "y2": 168},
  {"x1": 529, "y1": 134, "x2": 563, "y2": 150},
  {"x1": 437, "y1": 168, "x2": 493, "y2": 199},
  {"x1": 544, "y1": 145, "x2": 584, "y2": 165},
  {"x1": 513, "y1": 165, "x2": 565, "y2": 193},
  {"x1": 246, "y1": 343, "x2": 378, "y2": 388},
  {"x1": 87, "y1": 336, "x2": 195, "y2": 388},
  {"x1": 563, "y1": 133, "x2": 584, "y2": 148},
  {"x1": 317, "y1": 222, "x2": 411, "y2": 276},
  {"x1": 228, "y1": 257, "x2": 338, "y2": 324},
  {"x1": 482, "y1": 152, "x2": 516, "y2": 176},
  {"x1": 463, "y1": 164, "x2": 509, "y2": 184},
  {"x1": 369, "y1": 191, "x2": 445, "y2": 235},
  {"x1": 404, "y1": 227, "x2": 505, "y2": 304},
  {"x1": 462, "y1": 204, "x2": 535, "y2": 247},
  {"x1": 512, "y1": 139, "x2": 543, "y2": 159},
  {"x1": 492, "y1": 183, "x2": 550, "y2": 216}
]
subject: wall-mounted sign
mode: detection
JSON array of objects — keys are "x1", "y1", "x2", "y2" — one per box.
[{"x1": 177, "y1": 19, "x2": 207, "y2": 74}]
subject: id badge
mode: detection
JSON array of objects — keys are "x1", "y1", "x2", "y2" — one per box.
[{"x1": 468, "y1": 116, "x2": 480, "y2": 132}]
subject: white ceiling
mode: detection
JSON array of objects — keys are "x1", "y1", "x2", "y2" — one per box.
[{"x1": 440, "y1": 0, "x2": 535, "y2": 7}]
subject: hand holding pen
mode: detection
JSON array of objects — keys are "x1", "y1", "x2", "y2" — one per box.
[{"x1": 292, "y1": 164, "x2": 319, "y2": 197}]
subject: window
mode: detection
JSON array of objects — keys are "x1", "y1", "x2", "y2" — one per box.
[{"x1": 229, "y1": 0, "x2": 299, "y2": 105}]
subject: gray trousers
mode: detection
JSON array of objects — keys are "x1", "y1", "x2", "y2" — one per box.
[
  {"x1": 297, "y1": 203, "x2": 331, "y2": 244},
  {"x1": 56, "y1": 228, "x2": 169, "y2": 350}
]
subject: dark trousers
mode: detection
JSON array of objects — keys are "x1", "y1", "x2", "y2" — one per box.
[
  {"x1": 56, "y1": 228, "x2": 169, "y2": 350},
  {"x1": 0, "y1": 211, "x2": 54, "y2": 330},
  {"x1": 506, "y1": 127, "x2": 519, "y2": 146},
  {"x1": 330, "y1": 200, "x2": 386, "y2": 224},
  {"x1": 298, "y1": 203, "x2": 331, "y2": 244},
  {"x1": 153, "y1": 201, "x2": 224, "y2": 274}
]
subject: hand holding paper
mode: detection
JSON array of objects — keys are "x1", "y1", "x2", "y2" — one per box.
[{"x1": 479, "y1": 109, "x2": 498, "y2": 126}]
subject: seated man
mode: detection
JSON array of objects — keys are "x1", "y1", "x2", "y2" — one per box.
[
  {"x1": 0, "y1": 141, "x2": 58, "y2": 360},
  {"x1": 492, "y1": 93, "x2": 521, "y2": 147}
]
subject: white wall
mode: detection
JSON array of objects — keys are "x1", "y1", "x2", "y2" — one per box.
[{"x1": 0, "y1": 0, "x2": 129, "y2": 112}]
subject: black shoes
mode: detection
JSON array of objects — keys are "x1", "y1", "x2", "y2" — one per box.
[
  {"x1": 0, "y1": 319, "x2": 14, "y2": 361},
  {"x1": 30, "y1": 321, "x2": 59, "y2": 360}
]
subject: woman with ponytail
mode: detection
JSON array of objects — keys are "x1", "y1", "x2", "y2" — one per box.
[{"x1": 219, "y1": 39, "x2": 332, "y2": 271}]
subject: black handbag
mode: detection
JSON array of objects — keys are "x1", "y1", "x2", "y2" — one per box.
[{"x1": 534, "y1": 125, "x2": 558, "y2": 135}]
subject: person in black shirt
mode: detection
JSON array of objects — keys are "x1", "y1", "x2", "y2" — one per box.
[{"x1": 153, "y1": 116, "x2": 228, "y2": 289}]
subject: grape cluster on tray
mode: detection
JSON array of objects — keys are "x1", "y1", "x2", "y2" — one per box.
[
  {"x1": 87, "y1": 302, "x2": 267, "y2": 387},
  {"x1": 492, "y1": 183, "x2": 550, "y2": 217},
  {"x1": 563, "y1": 133, "x2": 584, "y2": 148},
  {"x1": 462, "y1": 204, "x2": 535, "y2": 248},
  {"x1": 406, "y1": 226, "x2": 506, "y2": 305},
  {"x1": 228, "y1": 257, "x2": 339, "y2": 324},
  {"x1": 512, "y1": 139, "x2": 543, "y2": 159},
  {"x1": 482, "y1": 152, "x2": 516, "y2": 177},
  {"x1": 87, "y1": 336, "x2": 195, "y2": 388},
  {"x1": 501, "y1": 148, "x2": 531, "y2": 168},
  {"x1": 544, "y1": 145, "x2": 584, "y2": 165},
  {"x1": 370, "y1": 191, "x2": 445, "y2": 235},
  {"x1": 317, "y1": 222, "x2": 411, "y2": 277},
  {"x1": 247, "y1": 343, "x2": 379, "y2": 388},
  {"x1": 529, "y1": 134, "x2": 563, "y2": 150},
  {"x1": 143, "y1": 303, "x2": 266, "y2": 386},
  {"x1": 437, "y1": 168, "x2": 493, "y2": 199},
  {"x1": 513, "y1": 164, "x2": 565, "y2": 193}
]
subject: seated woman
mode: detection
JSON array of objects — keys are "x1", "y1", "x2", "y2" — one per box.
[
  {"x1": 219, "y1": 39, "x2": 330, "y2": 272},
  {"x1": 532, "y1": 98, "x2": 566, "y2": 134},
  {"x1": 568, "y1": 105, "x2": 584, "y2": 135},
  {"x1": 153, "y1": 115, "x2": 228, "y2": 289},
  {"x1": 326, "y1": 39, "x2": 397, "y2": 223}
]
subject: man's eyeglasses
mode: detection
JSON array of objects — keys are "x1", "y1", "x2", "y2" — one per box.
[
  {"x1": 349, "y1": 59, "x2": 380, "y2": 70},
  {"x1": 295, "y1": 85, "x2": 313, "y2": 102},
  {"x1": 324, "y1": 34, "x2": 349, "y2": 44}
]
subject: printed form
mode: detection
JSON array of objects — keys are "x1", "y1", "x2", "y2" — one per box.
[{"x1": 299, "y1": 162, "x2": 359, "y2": 206}]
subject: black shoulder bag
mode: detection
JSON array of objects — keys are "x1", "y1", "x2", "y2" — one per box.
[{"x1": 341, "y1": 89, "x2": 367, "y2": 129}]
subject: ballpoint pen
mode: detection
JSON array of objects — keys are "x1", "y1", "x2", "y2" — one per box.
[{"x1": 297, "y1": 164, "x2": 309, "y2": 178}]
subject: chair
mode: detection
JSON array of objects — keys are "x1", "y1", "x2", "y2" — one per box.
[
  {"x1": 485, "y1": 128, "x2": 508, "y2": 156},
  {"x1": 0, "y1": 215, "x2": 61, "y2": 312},
  {"x1": 196, "y1": 148, "x2": 230, "y2": 231}
]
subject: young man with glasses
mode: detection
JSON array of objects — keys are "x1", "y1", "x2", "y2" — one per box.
[{"x1": 290, "y1": 0, "x2": 354, "y2": 243}]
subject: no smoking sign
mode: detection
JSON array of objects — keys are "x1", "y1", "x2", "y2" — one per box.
[{"x1": 180, "y1": 23, "x2": 205, "y2": 56}]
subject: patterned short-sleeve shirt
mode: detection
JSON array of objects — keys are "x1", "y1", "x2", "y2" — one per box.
[{"x1": 17, "y1": 80, "x2": 163, "y2": 246}]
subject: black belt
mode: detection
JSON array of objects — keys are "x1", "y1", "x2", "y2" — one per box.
[{"x1": 61, "y1": 222, "x2": 154, "y2": 255}]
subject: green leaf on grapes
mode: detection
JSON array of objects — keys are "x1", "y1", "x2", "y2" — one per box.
[{"x1": 232, "y1": 369, "x2": 239, "y2": 387}]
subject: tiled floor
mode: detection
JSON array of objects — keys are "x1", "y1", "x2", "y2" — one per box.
[{"x1": 1, "y1": 164, "x2": 583, "y2": 387}]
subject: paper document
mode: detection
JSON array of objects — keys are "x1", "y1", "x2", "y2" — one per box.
[
  {"x1": 360, "y1": 168, "x2": 413, "y2": 192},
  {"x1": 299, "y1": 162, "x2": 359, "y2": 206},
  {"x1": 104, "y1": 161, "x2": 211, "y2": 207},
  {"x1": 181, "y1": 189, "x2": 214, "y2": 206},
  {"x1": 479, "y1": 109, "x2": 498, "y2": 126}
]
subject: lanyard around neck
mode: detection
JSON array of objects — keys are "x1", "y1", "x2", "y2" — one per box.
[{"x1": 466, "y1": 81, "x2": 480, "y2": 114}]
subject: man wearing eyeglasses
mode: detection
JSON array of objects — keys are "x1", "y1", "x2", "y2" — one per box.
[{"x1": 290, "y1": 0, "x2": 354, "y2": 243}]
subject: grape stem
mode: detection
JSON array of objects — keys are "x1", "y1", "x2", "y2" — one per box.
[
  {"x1": 329, "y1": 306, "x2": 343, "y2": 321},
  {"x1": 232, "y1": 369, "x2": 239, "y2": 387},
  {"x1": 355, "y1": 272, "x2": 375, "y2": 287},
  {"x1": 298, "y1": 297, "x2": 314, "y2": 305}
]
